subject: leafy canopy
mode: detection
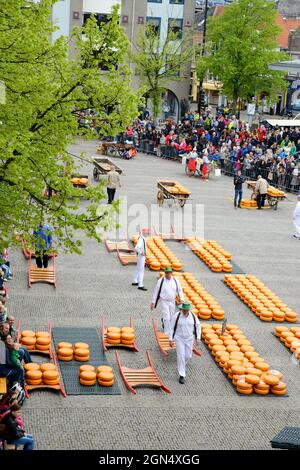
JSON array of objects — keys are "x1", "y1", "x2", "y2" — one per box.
[
  {"x1": 0, "y1": 0, "x2": 142, "y2": 253},
  {"x1": 197, "y1": 0, "x2": 288, "y2": 105}
]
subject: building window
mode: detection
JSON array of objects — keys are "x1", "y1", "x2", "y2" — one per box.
[
  {"x1": 146, "y1": 17, "x2": 161, "y2": 36},
  {"x1": 168, "y1": 18, "x2": 183, "y2": 39},
  {"x1": 169, "y1": 0, "x2": 185, "y2": 4},
  {"x1": 147, "y1": 0, "x2": 162, "y2": 3},
  {"x1": 83, "y1": 13, "x2": 110, "y2": 28}
]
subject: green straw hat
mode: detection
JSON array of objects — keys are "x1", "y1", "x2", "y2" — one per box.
[
  {"x1": 164, "y1": 267, "x2": 173, "y2": 272},
  {"x1": 178, "y1": 301, "x2": 192, "y2": 311}
]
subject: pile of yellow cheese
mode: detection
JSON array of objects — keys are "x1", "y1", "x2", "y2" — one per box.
[
  {"x1": 20, "y1": 330, "x2": 51, "y2": 352},
  {"x1": 202, "y1": 323, "x2": 287, "y2": 395},
  {"x1": 267, "y1": 186, "x2": 285, "y2": 197},
  {"x1": 160, "y1": 272, "x2": 225, "y2": 320},
  {"x1": 184, "y1": 238, "x2": 232, "y2": 273},
  {"x1": 24, "y1": 362, "x2": 60, "y2": 386},
  {"x1": 275, "y1": 326, "x2": 300, "y2": 359},
  {"x1": 56, "y1": 342, "x2": 90, "y2": 362},
  {"x1": 70, "y1": 177, "x2": 88, "y2": 186},
  {"x1": 167, "y1": 182, "x2": 190, "y2": 195},
  {"x1": 79, "y1": 365, "x2": 114, "y2": 387},
  {"x1": 106, "y1": 327, "x2": 135, "y2": 346},
  {"x1": 224, "y1": 274, "x2": 298, "y2": 322},
  {"x1": 131, "y1": 235, "x2": 183, "y2": 271},
  {"x1": 240, "y1": 199, "x2": 257, "y2": 208}
]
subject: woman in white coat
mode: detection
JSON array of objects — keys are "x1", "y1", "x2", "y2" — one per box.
[
  {"x1": 169, "y1": 302, "x2": 201, "y2": 384},
  {"x1": 293, "y1": 193, "x2": 300, "y2": 239}
]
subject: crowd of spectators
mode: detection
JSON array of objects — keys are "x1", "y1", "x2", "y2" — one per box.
[
  {"x1": 0, "y1": 251, "x2": 35, "y2": 450},
  {"x1": 113, "y1": 108, "x2": 300, "y2": 193}
]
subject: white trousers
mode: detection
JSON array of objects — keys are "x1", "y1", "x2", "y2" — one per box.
[
  {"x1": 294, "y1": 220, "x2": 300, "y2": 238},
  {"x1": 161, "y1": 300, "x2": 176, "y2": 336},
  {"x1": 133, "y1": 255, "x2": 145, "y2": 287},
  {"x1": 174, "y1": 336, "x2": 193, "y2": 378}
]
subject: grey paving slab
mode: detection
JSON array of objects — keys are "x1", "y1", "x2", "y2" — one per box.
[{"x1": 7, "y1": 140, "x2": 300, "y2": 450}]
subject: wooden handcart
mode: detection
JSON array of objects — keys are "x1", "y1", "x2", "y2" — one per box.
[
  {"x1": 101, "y1": 316, "x2": 139, "y2": 352},
  {"x1": 152, "y1": 318, "x2": 201, "y2": 357},
  {"x1": 28, "y1": 255, "x2": 56, "y2": 288},
  {"x1": 17, "y1": 320, "x2": 53, "y2": 359},
  {"x1": 157, "y1": 180, "x2": 191, "y2": 208},
  {"x1": 97, "y1": 142, "x2": 135, "y2": 158},
  {"x1": 246, "y1": 180, "x2": 286, "y2": 211},
  {"x1": 92, "y1": 157, "x2": 123, "y2": 181}
]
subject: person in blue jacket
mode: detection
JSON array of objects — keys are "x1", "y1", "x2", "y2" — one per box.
[{"x1": 33, "y1": 221, "x2": 53, "y2": 268}]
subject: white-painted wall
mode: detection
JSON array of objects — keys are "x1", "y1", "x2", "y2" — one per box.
[
  {"x1": 83, "y1": 0, "x2": 121, "y2": 14},
  {"x1": 52, "y1": 0, "x2": 70, "y2": 42},
  {"x1": 147, "y1": 0, "x2": 184, "y2": 45}
]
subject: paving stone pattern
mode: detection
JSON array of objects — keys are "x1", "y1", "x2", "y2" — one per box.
[{"x1": 9, "y1": 140, "x2": 300, "y2": 449}]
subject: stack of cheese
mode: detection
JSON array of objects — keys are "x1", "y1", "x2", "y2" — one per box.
[
  {"x1": 202, "y1": 322, "x2": 287, "y2": 395},
  {"x1": 24, "y1": 362, "x2": 60, "y2": 386},
  {"x1": 79, "y1": 364, "x2": 114, "y2": 387},
  {"x1": 20, "y1": 330, "x2": 51, "y2": 352},
  {"x1": 106, "y1": 327, "x2": 135, "y2": 346},
  {"x1": 70, "y1": 177, "x2": 88, "y2": 186},
  {"x1": 240, "y1": 199, "x2": 257, "y2": 208},
  {"x1": 160, "y1": 272, "x2": 225, "y2": 320},
  {"x1": 131, "y1": 235, "x2": 183, "y2": 271},
  {"x1": 167, "y1": 182, "x2": 190, "y2": 195},
  {"x1": 267, "y1": 186, "x2": 285, "y2": 197},
  {"x1": 57, "y1": 342, "x2": 90, "y2": 362},
  {"x1": 224, "y1": 274, "x2": 298, "y2": 322},
  {"x1": 275, "y1": 326, "x2": 300, "y2": 359},
  {"x1": 184, "y1": 238, "x2": 232, "y2": 273}
]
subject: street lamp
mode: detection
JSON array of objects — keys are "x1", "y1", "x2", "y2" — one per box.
[{"x1": 197, "y1": 0, "x2": 208, "y2": 114}]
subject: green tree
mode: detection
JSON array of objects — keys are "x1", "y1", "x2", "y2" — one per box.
[
  {"x1": 0, "y1": 0, "x2": 142, "y2": 253},
  {"x1": 131, "y1": 22, "x2": 193, "y2": 119},
  {"x1": 197, "y1": 0, "x2": 288, "y2": 110}
]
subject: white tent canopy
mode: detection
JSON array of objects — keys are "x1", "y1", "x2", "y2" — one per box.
[{"x1": 265, "y1": 119, "x2": 300, "y2": 127}]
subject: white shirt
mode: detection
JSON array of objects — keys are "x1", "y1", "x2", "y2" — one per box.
[
  {"x1": 169, "y1": 311, "x2": 201, "y2": 341},
  {"x1": 151, "y1": 277, "x2": 183, "y2": 304},
  {"x1": 135, "y1": 235, "x2": 146, "y2": 257}
]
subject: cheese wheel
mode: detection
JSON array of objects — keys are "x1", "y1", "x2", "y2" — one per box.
[
  {"x1": 80, "y1": 371, "x2": 96, "y2": 381},
  {"x1": 42, "y1": 370, "x2": 59, "y2": 381},
  {"x1": 253, "y1": 387, "x2": 269, "y2": 395},
  {"x1": 43, "y1": 378, "x2": 60, "y2": 386},
  {"x1": 269, "y1": 370, "x2": 283, "y2": 380},
  {"x1": 229, "y1": 352, "x2": 244, "y2": 360},
  {"x1": 121, "y1": 339, "x2": 135, "y2": 346},
  {"x1": 98, "y1": 371, "x2": 114, "y2": 382},
  {"x1": 74, "y1": 354, "x2": 90, "y2": 362},
  {"x1": 24, "y1": 363, "x2": 40, "y2": 372},
  {"x1": 245, "y1": 374, "x2": 260, "y2": 385},
  {"x1": 96, "y1": 365, "x2": 113, "y2": 374},
  {"x1": 237, "y1": 387, "x2": 253, "y2": 395},
  {"x1": 246, "y1": 367, "x2": 262, "y2": 377},
  {"x1": 227, "y1": 345, "x2": 240, "y2": 353},
  {"x1": 275, "y1": 326, "x2": 288, "y2": 336},
  {"x1": 58, "y1": 347, "x2": 73, "y2": 357},
  {"x1": 270, "y1": 381, "x2": 286, "y2": 391},
  {"x1": 40, "y1": 363, "x2": 57, "y2": 372},
  {"x1": 74, "y1": 348, "x2": 90, "y2": 358},
  {"x1": 35, "y1": 343, "x2": 50, "y2": 351},
  {"x1": 26, "y1": 370, "x2": 42, "y2": 380},
  {"x1": 58, "y1": 354, "x2": 73, "y2": 361},
  {"x1": 57, "y1": 342, "x2": 73, "y2": 349},
  {"x1": 121, "y1": 331, "x2": 135, "y2": 340},
  {"x1": 25, "y1": 345, "x2": 35, "y2": 350},
  {"x1": 74, "y1": 342, "x2": 89, "y2": 350},
  {"x1": 231, "y1": 365, "x2": 246, "y2": 375},
  {"x1": 21, "y1": 336, "x2": 36, "y2": 346},
  {"x1": 121, "y1": 327, "x2": 134, "y2": 334},
  {"x1": 262, "y1": 374, "x2": 280, "y2": 386},
  {"x1": 26, "y1": 378, "x2": 43, "y2": 386},
  {"x1": 271, "y1": 388, "x2": 287, "y2": 395},
  {"x1": 36, "y1": 332, "x2": 50, "y2": 338},
  {"x1": 107, "y1": 332, "x2": 121, "y2": 341},
  {"x1": 80, "y1": 378, "x2": 96, "y2": 386},
  {"x1": 98, "y1": 379, "x2": 114, "y2": 387},
  {"x1": 107, "y1": 338, "x2": 120, "y2": 345},
  {"x1": 255, "y1": 362, "x2": 270, "y2": 372},
  {"x1": 107, "y1": 327, "x2": 122, "y2": 334},
  {"x1": 254, "y1": 380, "x2": 269, "y2": 391},
  {"x1": 236, "y1": 379, "x2": 253, "y2": 390},
  {"x1": 21, "y1": 330, "x2": 35, "y2": 338},
  {"x1": 79, "y1": 365, "x2": 95, "y2": 373},
  {"x1": 240, "y1": 345, "x2": 255, "y2": 353}
]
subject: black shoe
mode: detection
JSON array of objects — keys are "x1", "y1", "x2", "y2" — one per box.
[
  {"x1": 132, "y1": 282, "x2": 138, "y2": 286},
  {"x1": 138, "y1": 286, "x2": 147, "y2": 291},
  {"x1": 179, "y1": 376, "x2": 185, "y2": 384}
]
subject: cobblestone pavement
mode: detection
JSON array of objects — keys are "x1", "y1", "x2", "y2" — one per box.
[{"x1": 9, "y1": 140, "x2": 300, "y2": 450}]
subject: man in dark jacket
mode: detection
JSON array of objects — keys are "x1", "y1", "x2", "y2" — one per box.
[{"x1": 233, "y1": 170, "x2": 245, "y2": 208}]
